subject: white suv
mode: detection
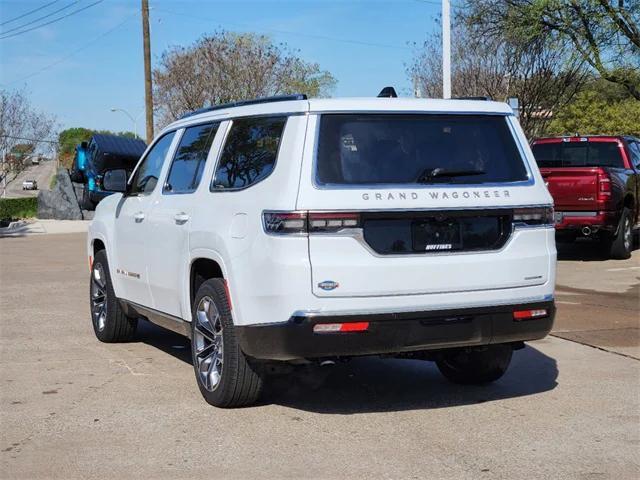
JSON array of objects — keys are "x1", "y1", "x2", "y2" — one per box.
[{"x1": 88, "y1": 93, "x2": 556, "y2": 407}]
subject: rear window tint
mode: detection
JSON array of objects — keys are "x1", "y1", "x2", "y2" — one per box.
[
  {"x1": 316, "y1": 114, "x2": 528, "y2": 185},
  {"x1": 212, "y1": 116, "x2": 287, "y2": 190},
  {"x1": 532, "y1": 142, "x2": 624, "y2": 168}
]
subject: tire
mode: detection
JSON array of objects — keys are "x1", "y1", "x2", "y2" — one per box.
[
  {"x1": 191, "y1": 279, "x2": 264, "y2": 408},
  {"x1": 70, "y1": 170, "x2": 84, "y2": 183},
  {"x1": 81, "y1": 186, "x2": 96, "y2": 210},
  {"x1": 90, "y1": 249, "x2": 137, "y2": 342},
  {"x1": 602, "y1": 208, "x2": 633, "y2": 260},
  {"x1": 436, "y1": 344, "x2": 513, "y2": 385}
]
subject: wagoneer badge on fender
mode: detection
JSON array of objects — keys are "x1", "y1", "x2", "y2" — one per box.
[{"x1": 318, "y1": 280, "x2": 339, "y2": 291}]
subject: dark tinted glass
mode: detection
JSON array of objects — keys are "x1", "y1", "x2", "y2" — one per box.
[
  {"x1": 129, "y1": 132, "x2": 176, "y2": 194},
  {"x1": 212, "y1": 116, "x2": 287, "y2": 190},
  {"x1": 628, "y1": 141, "x2": 640, "y2": 167},
  {"x1": 532, "y1": 142, "x2": 624, "y2": 168},
  {"x1": 316, "y1": 114, "x2": 528, "y2": 185},
  {"x1": 164, "y1": 123, "x2": 218, "y2": 193}
]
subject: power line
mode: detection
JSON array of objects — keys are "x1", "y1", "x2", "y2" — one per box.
[
  {"x1": 155, "y1": 7, "x2": 412, "y2": 51},
  {"x1": 0, "y1": 1, "x2": 80, "y2": 37},
  {"x1": 4, "y1": 14, "x2": 134, "y2": 85},
  {"x1": 0, "y1": 0, "x2": 60, "y2": 27},
  {"x1": 0, "y1": 0, "x2": 104, "y2": 40}
]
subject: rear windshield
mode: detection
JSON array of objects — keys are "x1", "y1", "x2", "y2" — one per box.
[
  {"x1": 316, "y1": 114, "x2": 528, "y2": 185},
  {"x1": 532, "y1": 142, "x2": 624, "y2": 168}
]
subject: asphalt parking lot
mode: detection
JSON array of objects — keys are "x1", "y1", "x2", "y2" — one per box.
[{"x1": 1, "y1": 232, "x2": 638, "y2": 479}]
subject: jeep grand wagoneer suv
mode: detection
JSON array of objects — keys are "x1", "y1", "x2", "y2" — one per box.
[{"x1": 88, "y1": 93, "x2": 556, "y2": 407}]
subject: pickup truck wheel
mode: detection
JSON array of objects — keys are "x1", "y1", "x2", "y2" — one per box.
[
  {"x1": 90, "y1": 250, "x2": 137, "y2": 342},
  {"x1": 603, "y1": 208, "x2": 633, "y2": 260},
  {"x1": 436, "y1": 344, "x2": 512, "y2": 385},
  {"x1": 191, "y1": 279, "x2": 263, "y2": 408}
]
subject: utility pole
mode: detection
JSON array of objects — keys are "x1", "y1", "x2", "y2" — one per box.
[
  {"x1": 141, "y1": 0, "x2": 154, "y2": 143},
  {"x1": 442, "y1": 0, "x2": 452, "y2": 99},
  {"x1": 2, "y1": 149, "x2": 6, "y2": 199}
]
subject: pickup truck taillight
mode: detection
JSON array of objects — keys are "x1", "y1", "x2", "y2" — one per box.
[
  {"x1": 597, "y1": 170, "x2": 611, "y2": 201},
  {"x1": 263, "y1": 211, "x2": 361, "y2": 235}
]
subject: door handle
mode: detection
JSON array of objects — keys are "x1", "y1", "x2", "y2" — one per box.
[
  {"x1": 134, "y1": 212, "x2": 145, "y2": 223},
  {"x1": 174, "y1": 212, "x2": 190, "y2": 225}
]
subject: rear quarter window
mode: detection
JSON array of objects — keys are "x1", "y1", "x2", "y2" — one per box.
[
  {"x1": 316, "y1": 114, "x2": 529, "y2": 186},
  {"x1": 211, "y1": 116, "x2": 287, "y2": 190}
]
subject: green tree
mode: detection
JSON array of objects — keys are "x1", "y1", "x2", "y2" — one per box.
[
  {"x1": 548, "y1": 89, "x2": 640, "y2": 135},
  {"x1": 464, "y1": 1, "x2": 640, "y2": 99},
  {"x1": 58, "y1": 127, "x2": 94, "y2": 164}
]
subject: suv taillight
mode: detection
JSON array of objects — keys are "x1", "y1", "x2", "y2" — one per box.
[
  {"x1": 512, "y1": 206, "x2": 554, "y2": 226},
  {"x1": 263, "y1": 211, "x2": 361, "y2": 235},
  {"x1": 597, "y1": 170, "x2": 611, "y2": 201}
]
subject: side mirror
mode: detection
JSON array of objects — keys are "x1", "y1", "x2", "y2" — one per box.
[{"x1": 103, "y1": 169, "x2": 128, "y2": 193}]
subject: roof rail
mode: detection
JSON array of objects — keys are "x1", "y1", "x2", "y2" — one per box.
[
  {"x1": 452, "y1": 96, "x2": 492, "y2": 101},
  {"x1": 179, "y1": 94, "x2": 308, "y2": 120}
]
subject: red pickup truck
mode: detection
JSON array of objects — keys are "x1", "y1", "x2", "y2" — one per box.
[{"x1": 531, "y1": 136, "x2": 640, "y2": 259}]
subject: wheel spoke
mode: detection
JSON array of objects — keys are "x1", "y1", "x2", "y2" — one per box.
[
  {"x1": 193, "y1": 294, "x2": 224, "y2": 392},
  {"x1": 195, "y1": 323, "x2": 216, "y2": 343},
  {"x1": 195, "y1": 342, "x2": 215, "y2": 359}
]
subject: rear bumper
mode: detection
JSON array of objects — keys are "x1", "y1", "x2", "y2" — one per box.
[
  {"x1": 236, "y1": 300, "x2": 555, "y2": 361},
  {"x1": 555, "y1": 210, "x2": 618, "y2": 232}
]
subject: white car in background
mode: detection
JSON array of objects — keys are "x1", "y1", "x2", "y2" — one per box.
[
  {"x1": 22, "y1": 179, "x2": 38, "y2": 190},
  {"x1": 87, "y1": 91, "x2": 557, "y2": 407}
]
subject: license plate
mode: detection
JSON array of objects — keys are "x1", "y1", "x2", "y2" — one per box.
[
  {"x1": 554, "y1": 212, "x2": 563, "y2": 225},
  {"x1": 412, "y1": 219, "x2": 462, "y2": 251}
]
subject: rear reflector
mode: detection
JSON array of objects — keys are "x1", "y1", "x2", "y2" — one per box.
[
  {"x1": 313, "y1": 322, "x2": 370, "y2": 333},
  {"x1": 513, "y1": 309, "x2": 548, "y2": 320}
]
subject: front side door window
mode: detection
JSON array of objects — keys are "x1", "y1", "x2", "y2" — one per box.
[{"x1": 129, "y1": 132, "x2": 177, "y2": 195}]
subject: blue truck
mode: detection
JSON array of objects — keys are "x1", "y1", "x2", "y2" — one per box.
[{"x1": 70, "y1": 134, "x2": 147, "y2": 210}]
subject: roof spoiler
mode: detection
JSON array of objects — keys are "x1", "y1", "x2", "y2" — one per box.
[{"x1": 377, "y1": 86, "x2": 398, "y2": 98}]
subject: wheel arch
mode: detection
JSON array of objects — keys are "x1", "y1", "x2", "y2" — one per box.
[{"x1": 188, "y1": 252, "x2": 230, "y2": 322}]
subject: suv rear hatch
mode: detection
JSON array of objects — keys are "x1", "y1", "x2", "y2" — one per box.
[
  {"x1": 532, "y1": 138, "x2": 623, "y2": 211},
  {"x1": 295, "y1": 113, "x2": 551, "y2": 298}
]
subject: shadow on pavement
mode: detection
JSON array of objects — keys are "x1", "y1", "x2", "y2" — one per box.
[
  {"x1": 137, "y1": 320, "x2": 192, "y2": 364},
  {"x1": 556, "y1": 235, "x2": 639, "y2": 262},
  {"x1": 264, "y1": 345, "x2": 558, "y2": 414},
  {"x1": 137, "y1": 319, "x2": 558, "y2": 414}
]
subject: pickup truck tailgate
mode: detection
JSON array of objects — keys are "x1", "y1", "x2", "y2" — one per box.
[{"x1": 540, "y1": 167, "x2": 600, "y2": 210}]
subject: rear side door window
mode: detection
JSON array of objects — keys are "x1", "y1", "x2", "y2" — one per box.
[
  {"x1": 211, "y1": 116, "x2": 287, "y2": 190},
  {"x1": 164, "y1": 123, "x2": 219, "y2": 194}
]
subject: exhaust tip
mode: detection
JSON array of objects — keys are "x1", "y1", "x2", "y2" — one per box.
[{"x1": 582, "y1": 226, "x2": 591, "y2": 236}]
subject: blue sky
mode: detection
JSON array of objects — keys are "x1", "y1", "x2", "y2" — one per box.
[{"x1": 0, "y1": 0, "x2": 443, "y2": 134}]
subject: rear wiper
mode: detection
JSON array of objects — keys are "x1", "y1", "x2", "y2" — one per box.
[{"x1": 416, "y1": 167, "x2": 485, "y2": 183}]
